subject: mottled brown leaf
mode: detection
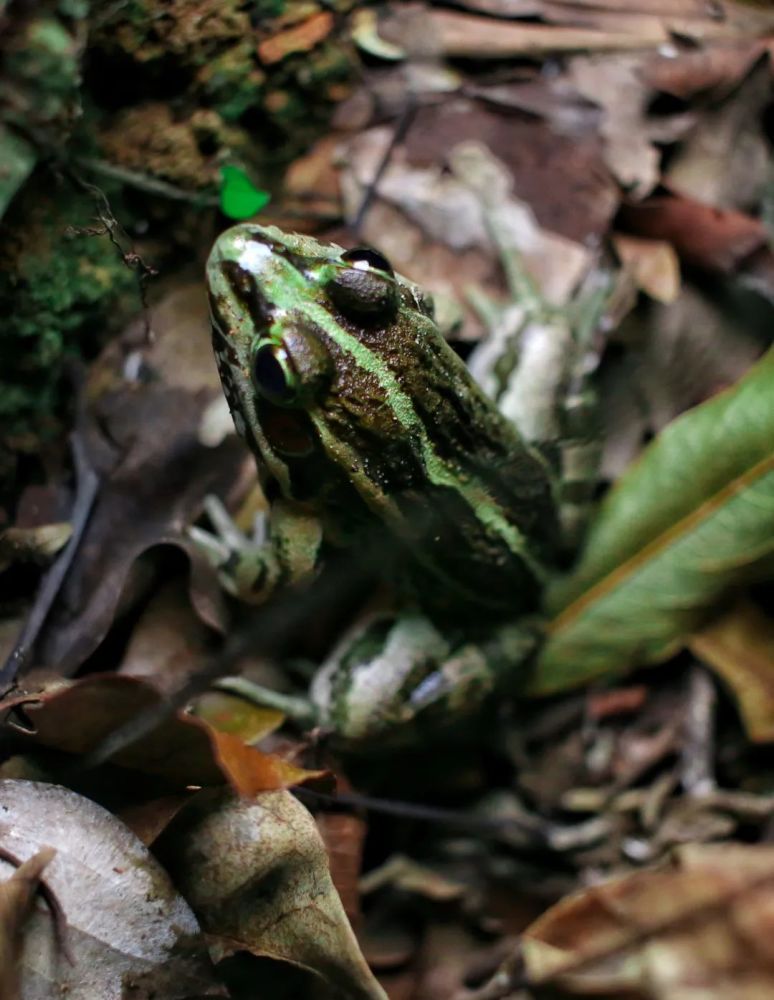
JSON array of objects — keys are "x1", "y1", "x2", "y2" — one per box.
[
  {"x1": 0, "y1": 781, "x2": 224, "y2": 998},
  {"x1": 160, "y1": 788, "x2": 387, "y2": 1000}
]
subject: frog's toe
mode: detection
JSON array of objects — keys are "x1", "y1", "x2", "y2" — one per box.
[
  {"x1": 202, "y1": 495, "x2": 250, "y2": 550},
  {"x1": 187, "y1": 524, "x2": 233, "y2": 568}
]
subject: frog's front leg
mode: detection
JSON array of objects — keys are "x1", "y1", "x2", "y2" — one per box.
[{"x1": 190, "y1": 496, "x2": 323, "y2": 604}]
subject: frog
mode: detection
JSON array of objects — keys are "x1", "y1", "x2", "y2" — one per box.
[{"x1": 199, "y1": 222, "x2": 593, "y2": 743}]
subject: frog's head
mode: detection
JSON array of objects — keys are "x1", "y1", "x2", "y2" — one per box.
[{"x1": 206, "y1": 223, "x2": 439, "y2": 518}]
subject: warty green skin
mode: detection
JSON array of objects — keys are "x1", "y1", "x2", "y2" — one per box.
[{"x1": 206, "y1": 224, "x2": 559, "y2": 629}]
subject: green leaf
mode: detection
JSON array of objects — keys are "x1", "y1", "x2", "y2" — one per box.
[
  {"x1": 532, "y1": 347, "x2": 774, "y2": 695},
  {"x1": 219, "y1": 165, "x2": 269, "y2": 220}
]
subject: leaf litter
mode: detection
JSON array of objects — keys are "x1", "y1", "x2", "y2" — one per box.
[{"x1": 3, "y1": 2, "x2": 774, "y2": 997}]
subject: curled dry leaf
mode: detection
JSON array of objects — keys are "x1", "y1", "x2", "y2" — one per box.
[
  {"x1": 0, "y1": 780, "x2": 224, "y2": 999},
  {"x1": 0, "y1": 847, "x2": 56, "y2": 1000},
  {"x1": 690, "y1": 600, "x2": 774, "y2": 743},
  {"x1": 0, "y1": 674, "x2": 322, "y2": 795},
  {"x1": 159, "y1": 788, "x2": 387, "y2": 1000},
  {"x1": 521, "y1": 842, "x2": 774, "y2": 998}
]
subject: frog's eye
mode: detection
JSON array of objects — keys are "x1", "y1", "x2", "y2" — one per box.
[
  {"x1": 341, "y1": 247, "x2": 393, "y2": 273},
  {"x1": 328, "y1": 246, "x2": 398, "y2": 321},
  {"x1": 252, "y1": 326, "x2": 332, "y2": 408},
  {"x1": 253, "y1": 344, "x2": 294, "y2": 405}
]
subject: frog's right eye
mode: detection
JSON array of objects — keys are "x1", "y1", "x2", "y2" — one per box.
[
  {"x1": 327, "y1": 246, "x2": 398, "y2": 321},
  {"x1": 252, "y1": 327, "x2": 333, "y2": 408}
]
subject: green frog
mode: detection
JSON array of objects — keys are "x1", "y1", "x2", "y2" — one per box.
[{"x1": 201, "y1": 223, "x2": 586, "y2": 742}]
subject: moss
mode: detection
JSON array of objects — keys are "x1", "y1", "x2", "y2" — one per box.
[
  {"x1": 0, "y1": 186, "x2": 141, "y2": 456},
  {"x1": 3, "y1": 15, "x2": 82, "y2": 127},
  {"x1": 88, "y1": 0, "x2": 358, "y2": 166}
]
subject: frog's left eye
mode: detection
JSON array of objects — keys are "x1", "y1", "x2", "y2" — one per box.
[
  {"x1": 327, "y1": 246, "x2": 398, "y2": 321},
  {"x1": 252, "y1": 326, "x2": 332, "y2": 408},
  {"x1": 253, "y1": 345, "x2": 295, "y2": 405}
]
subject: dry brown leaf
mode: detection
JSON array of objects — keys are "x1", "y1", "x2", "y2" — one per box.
[
  {"x1": 612, "y1": 234, "x2": 681, "y2": 302},
  {"x1": 665, "y1": 56, "x2": 771, "y2": 210},
  {"x1": 117, "y1": 793, "x2": 194, "y2": 846},
  {"x1": 359, "y1": 855, "x2": 467, "y2": 903},
  {"x1": 599, "y1": 282, "x2": 765, "y2": 479},
  {"x1": 209, "y1": 728, "x2": 320, "y2": 796},
  {"x1": 586, "y1": 684, "x2": 649, "y2": 721},
  {"x1": 690, "y1": 601, "x2": 774, "y2": 742},
  {"x1": 0, "y1": 781, "x2": 223, "y2": 998},
  {"x1": 316, "y1": 799, "x2": 367, "y2": 928},
  {"x1": 381, "y1": 3, "x2": 774, "y2": 59},
  {"x1": 452, "y1": 0, "x2": 545, "y2": 15},
  {"x1": 0, "y1": 674, "x2": 322, "y2": 794},
  {"x1": 340, "y1": 103, "x2": 613, "y2": 338},
  {"x1": 159, "y1": 788, "x2": 387, "y2": 1000},
  {"x1": 257, "y1": 11, "x2": 333, "y2": 64},
  {"x1": 26, "y1": 282, "x2": 245, "y2": 677},
  {"x1": 619, "y1": 193, "x2": 768, "y2": 272},
  {"x1": 402, "y1": 102, "x2": 618, "y2": 244},
  {"x1": 569, "y1": 55, "x2": 662, "y2": 199},
  {"x1": 642, "y1": 39, "x2": 769, "y2": 98},
  {"x1": 117, "y1": 579, "x2": 213, "y2": 693},
  {"x1": 386, "y1": 8, "x2": 665, "y2": 57},
  {"x1": 522, "y1": 842, "x2": 774, "y2": 997}
]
